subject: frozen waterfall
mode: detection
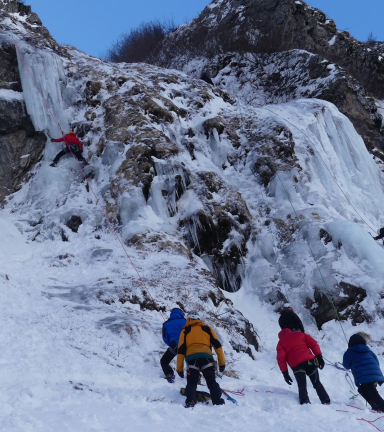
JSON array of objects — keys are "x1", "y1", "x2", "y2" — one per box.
[{"x1": 15, "y1": 40, "x2": 69, "y2": 137}]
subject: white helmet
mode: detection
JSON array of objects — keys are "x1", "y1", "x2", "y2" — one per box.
[{"x1": 188, "y1": 311, "x2": 200, "y2": 320}]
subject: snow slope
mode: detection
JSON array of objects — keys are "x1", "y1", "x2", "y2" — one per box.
[{"x1": 0, "y1": 218, "x2": 383, "y2": 432}]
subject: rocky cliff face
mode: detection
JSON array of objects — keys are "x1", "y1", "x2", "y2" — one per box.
[
  {"x1": 0, "y1": 39, "x2": 45, "y2": 203},
  {"x1": 155, "y1": 0, "x2": 384, "y2": 98},
  {"x1": 152, "y1": 0, "x2": 384, "y2": 160},
  {"x1": 0, "y1": 0, "x2": 261, "y2": 359}
]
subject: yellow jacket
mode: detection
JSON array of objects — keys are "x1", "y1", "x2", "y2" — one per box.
[{"x1": 177, "y1": 318, "x2": 225, "y2": 372}]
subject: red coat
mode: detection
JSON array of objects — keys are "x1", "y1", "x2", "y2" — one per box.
[
  {"x1": 52, "y1": 133, "x2": 82, "y2": 150},
  {"x1": 276, "y1": 328, "x2": 322, "y2": 372}
]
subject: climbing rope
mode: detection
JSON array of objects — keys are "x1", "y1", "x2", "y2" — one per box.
[
  {"x1": 323, "y1": 356, "x2": 359, "y2": 398},
  {"x1": 274, "y1": 168, "x2": 348, "y2": 342},
  {"x1": 13, "y1": 37, "x2": 165, "y2": 321},
  {"x1": 357, "y1": 416, "x2": 384, "y2": 432}
]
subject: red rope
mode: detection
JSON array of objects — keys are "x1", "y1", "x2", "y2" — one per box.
[
  {"x1": 200, "y1": 383, "x2": 245, "y2": 396},
  {"x1": 346, "y1": 404, "x2": 365, "y2": 411},
  {"x1": 224, "y1": 388, "x2": 245, "y2": 396},
  {"x1": 13, "y1": 37, "x2": 165, "y2": 321},
  {"x1": 357, "y1": 417, "x2": 384, "y2": 432},
  {"x1": 337, "y1": 406, "x2": 384, "y2": 431},
  {"x1": 72, "y1": 154, "x2": 165, "y2": 321}
]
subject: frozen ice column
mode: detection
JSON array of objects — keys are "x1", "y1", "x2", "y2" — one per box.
[{"x1": 15, "y1": 41, "x2": 69, "y2": 137}]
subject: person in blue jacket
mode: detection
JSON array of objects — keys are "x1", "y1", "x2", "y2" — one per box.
[
  {"x1": 343, "y1": 333, "x2": 384, "y2": 412},
  {"x1": 161, "y1": 308, "x2": 186, "y2": 383}
]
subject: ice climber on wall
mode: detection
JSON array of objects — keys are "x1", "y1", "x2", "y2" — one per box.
[
  {"x1": 160, "y1": 307, "x2": 186, "y2": 383},
  {"x1": 50, "y1": 131, "x2": 89, "y2": 167},
  {"x1": 177, "y1": 311, "x2": 226, "y2": 408},
  {"x1": 278, "y1": 303, "x2": 305, "y2": 333},
  {"x1": 277, "y1": 328, "x2": 330, "y2": 405},
  {"x1": 373, "y1": 227, "x2": 384, "y2": 244},
  {"x1": 343, "y1": 333, "x2": 384, "y2": 412}
]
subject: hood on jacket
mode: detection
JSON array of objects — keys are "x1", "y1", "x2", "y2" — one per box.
[
  {"x1": 278, "y1": 328, "x2": 293, "y2": 340},
  {"x1": 349, "y1": 333, "x2": 367, "y2": 348},
  {"x1": 349, "y1": 344, "x2": 371, "y2": 353},
  {"x1": 169, "y1": 308, "x2": 185, "y2": 320},
  {"x1": 185, "y1": 318, "x2": 204, "y2": 327}
]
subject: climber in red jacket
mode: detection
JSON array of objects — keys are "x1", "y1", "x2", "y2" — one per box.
[
  {"x1": 50, "y1": 132, "x2": 88, "y2": 167},
  {"x1": 277, "y1": 328, "x2": 330, "y2": 405}
]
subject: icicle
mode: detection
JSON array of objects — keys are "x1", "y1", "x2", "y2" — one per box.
[
  {"x1": 149, "y1": 157, "x2": 191, "y2": 220},
  {"x1": 15, "y1": 42, "x2": 69, "y2": 136}
]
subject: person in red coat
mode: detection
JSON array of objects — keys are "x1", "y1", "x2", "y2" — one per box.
[
  {"x1": 50, "y1": 132, "x2": 88, "y2": 167},
  {"x1": 277, "y1": 328, "x2": 330, "y2": 405}
]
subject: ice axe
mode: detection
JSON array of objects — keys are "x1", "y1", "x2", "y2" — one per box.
[{"x1": 221, "y1": 388, "x2": 238, "y2": 405}]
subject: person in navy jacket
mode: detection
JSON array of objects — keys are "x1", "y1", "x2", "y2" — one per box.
[
  {"x1": 277, "y1": 328, "x2": 330, "y2": 405},
  {"x1": 160, "y1": 308, "x2": 186, "y2": 382},
  {"x1": 343, "y1": 333, "x2": 384, "y2": 412}
]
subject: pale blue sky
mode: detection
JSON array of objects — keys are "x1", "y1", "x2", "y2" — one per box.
[{"x1": 28, "y1": 0, "x2": 384, "y2": 58}]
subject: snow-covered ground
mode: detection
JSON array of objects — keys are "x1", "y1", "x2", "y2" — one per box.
[{"x1": 1, "y1": 212, "x2": 384, "y2": 432}]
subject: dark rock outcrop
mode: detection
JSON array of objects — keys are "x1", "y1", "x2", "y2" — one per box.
[
  {"x1": 180, "y1": 172, "x2": 252, "y2": 292},
  {"x1": 155, "y1": 0, "x2": 384, "y2": 99},
  {"x1": 0, "y1": 41, "x2": 46, "y2": 203},
  {"x1": 0, "y1": 0, "x2": 49, "y2": 38},
  {"x1": 308, "y1": 282, "x2": 368, "y2": 329},
  {"x1": 206, "y1": 50, "x2": 382, "y2": 156},
  {"x1": 66, "y1": 215, "x2": 83, "y2": 233},
  {"x1": 151, "y1": 0, "x2": 384, "y2": 158}
]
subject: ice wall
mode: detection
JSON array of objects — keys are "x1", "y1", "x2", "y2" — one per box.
[
  {"x1": 15, "y1": 41, "x2": 69, "y2": 137},
  {"x1": 267, "y1": 100, "x2": 384, "y2": 230},
  {"x1": 243, "y1": 99, "x2": 384, "y2": 309}
]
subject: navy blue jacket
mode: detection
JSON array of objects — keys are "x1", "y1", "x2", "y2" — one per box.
[
  {"x1": 343, "y1": 344, "x2": 384, "y2": 386},
  {"x1": 162, "y1": 309, "x2": 186, "y2": 349}
]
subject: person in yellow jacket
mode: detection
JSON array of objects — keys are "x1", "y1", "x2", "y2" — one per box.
[{"x1": 177, "y1": 311, "x2": 226, "y2": 407}]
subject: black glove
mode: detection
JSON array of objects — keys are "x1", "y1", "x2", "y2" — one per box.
[
  {"x1": 283, "y1": 371, "x2": 293, "y2": 385},
  {"x1": 219, "y1": 365, "x2": 225, "y2": 373},
  {"x1": 50, "y1": 138, "x2": 55, "y2": 142},
  {"x1": 316, "y1": 354, "x2": 325, "y2": 370},
  {"x1": 177, "y1": 371, "x2": 184, "y2": 379}
]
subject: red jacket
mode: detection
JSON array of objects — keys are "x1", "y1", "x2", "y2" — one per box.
[
  {"x1": 276, "y1": 328, "x2": 321, "y2": 372},
  {"x1": 52, "y1": 133, "x2": 82, "y2": 150}
]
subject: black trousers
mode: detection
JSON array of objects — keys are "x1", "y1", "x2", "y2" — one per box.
[
  {"x1": 292, "y1": 359, "x2": 330, "y2": 404},
  {"x1": 160, "y1": 347, "x2": 176, "y2": 376},
  {"x1": 186, "y1": 358, "x2": 222, "y2": 405},
  {"x1": 53, "y1": 147, "x2": 85, "y2": 163},
  {"x1": 358, "y1": 382, "x2": 384, "y2": 411}
]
